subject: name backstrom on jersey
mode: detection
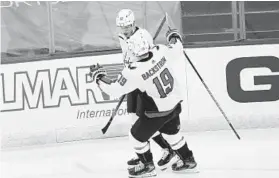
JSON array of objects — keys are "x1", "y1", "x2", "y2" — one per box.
[
  {"x1": 0, "y1": 66, "x2": 117, "y2": 112},
  {"x1": 142, "y1": 57, "x2": 166, "y2": 80}
]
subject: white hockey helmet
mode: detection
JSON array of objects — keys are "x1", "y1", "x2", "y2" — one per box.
[
  {"x1": 127, "y1": 32, "x2": 150, "y2": 58},
  {"x1": 116, "y1": 9, "x2": 135, "y2": 27},
  {"x1": 116, "y1": 9, "x2": 135, "y2": 37}
]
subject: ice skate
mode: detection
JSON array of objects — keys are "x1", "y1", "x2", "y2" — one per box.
[
  {"x1": 157, "y1": 148, "x2": 179, "y2": 171},
  {"x1": 172, "y1": 155, "x2": 199, "y2": 173},
  {"x1": 128, "y1": 161, "x2": 157, "y2": 178},
  {"x1": 127, "y1": 156, "x2": 141, "y2": 168}
]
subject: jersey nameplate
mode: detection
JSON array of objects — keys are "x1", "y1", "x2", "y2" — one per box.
[{"x1": 141, "y1": 57, "x2": 167, "y2": 81}]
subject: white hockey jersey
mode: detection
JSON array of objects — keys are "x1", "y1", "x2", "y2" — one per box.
[
  {"x1": 118, "y1": 27, "x2": 153, "y2": 67},
  {"x1": 99, "y1": 39, "x2": 187, "y2": 112}
]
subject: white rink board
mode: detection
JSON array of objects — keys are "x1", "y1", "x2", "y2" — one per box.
[
  {"x1": 1, "y1": 44, "x2": 279, "y2": 148},
  {"x1": 180, "y1": 44, "x2": 279, "y2": 132}
]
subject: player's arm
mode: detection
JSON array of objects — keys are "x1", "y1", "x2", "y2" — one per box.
[
  {"x1": 141, "y1": 28, "x2": 154, "y2": 47},
  {"x1": 99, "y1": 70, "x2": 139, "y2": 99},
  {"x1": 118, "y1": 34, "x2": 129, "y2": 62},
  {"x1": 89, "y1": 64, "x2": 139, "y2": 99}
]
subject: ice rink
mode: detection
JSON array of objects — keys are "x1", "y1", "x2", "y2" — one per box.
[{"x1": 1, "y1": 128, "x2": 279, "y2": 178}]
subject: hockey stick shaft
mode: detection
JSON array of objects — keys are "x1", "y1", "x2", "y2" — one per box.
[
  {"x1": 153, "y1": 15, "x2": 166, "y2": 41},
  {"x1": 183, "y1": 52, "x2": 241, "y2": 140},
  {"x1": 102, "y1": 94, "x2": 125, "y2": 134},
  {"x1": 165, "y1": 13, "x2": 241, "y2": 140},
  {"x1": 101, "y1": 14, "x2": 167, "y2": 134}
]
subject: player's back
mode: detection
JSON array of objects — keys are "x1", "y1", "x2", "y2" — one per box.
[{"x1": 135, "y1": 44, "x2": 186, "y2": 111}]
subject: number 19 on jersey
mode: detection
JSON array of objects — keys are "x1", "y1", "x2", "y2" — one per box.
[{"x1": 153, "y1": 68, "x2": 174, "y2": 98}]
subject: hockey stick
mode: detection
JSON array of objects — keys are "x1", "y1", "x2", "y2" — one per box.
[
  {"x1": 102, "y1": 94, "x2": 125, "y2": 134},
  {"x1": 101, "y1": 14, "x2": 167, "y2": 134},
  {"x1": 165, "y1": 13, "x2": 241, "y2": 140},
  {"x1": 153, "y1": 15, "x2": 166, "y2": 41}
]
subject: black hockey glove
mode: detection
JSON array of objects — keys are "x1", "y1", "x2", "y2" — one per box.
[
  {"x1": 166, "y1": 28, "x2": 182, "y2": 44},
  {"x1": 89, "y1": 63, "x2": 107, "y2": 84}
]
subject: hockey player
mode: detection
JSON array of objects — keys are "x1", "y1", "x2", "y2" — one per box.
[
  {"x1": 116, "y1": 9, "x2": 177, "y2": 170},
  {"x1": 90, "y1": 28, "x2": 197, "y2": 177}
]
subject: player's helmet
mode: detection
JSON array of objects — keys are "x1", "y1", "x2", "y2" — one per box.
[
  {"x1": 116, "y1": 9, "x2": 135, "y2": 37},
  {"x1": 127, "y1": 32, "x2": 150, "y2": 58}
]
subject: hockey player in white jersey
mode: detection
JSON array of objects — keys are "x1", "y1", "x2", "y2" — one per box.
[
  {"x1": 90, "y1": 28, "x2": 197, "y2": 177},
  {"x1": 116, "y1": 9, "x2": 153, "y2": 67},
  {"x1": 116, "y1": 9, "x2": 177, "y2": 170}
]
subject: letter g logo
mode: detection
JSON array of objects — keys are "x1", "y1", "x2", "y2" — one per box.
[{"x1": 226, "y1": 56, "x2": 279, "y2": 103}]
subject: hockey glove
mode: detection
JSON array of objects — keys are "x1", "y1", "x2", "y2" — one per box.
[
  {"x1": 89, "y1": 63, "x2": 107, "y2": 84},
  {"x1": 166, "y1": 28, "x2": 182, "y2": 44}
]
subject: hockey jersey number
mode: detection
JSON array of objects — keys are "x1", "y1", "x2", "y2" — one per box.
[
  {"x1": 118, "y1": 75, "x2": 127, "y2": 86},
  {"x1": 153, "y1": 68, "x2": 174, "y2": 98}
]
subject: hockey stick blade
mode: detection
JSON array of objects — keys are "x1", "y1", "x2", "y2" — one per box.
[
  {"x1": 102, "y1": 95, "x2": 125, "y2": 134},
  {"x1": 165, "y1": 12, "x2": 241, "y2": 140}
]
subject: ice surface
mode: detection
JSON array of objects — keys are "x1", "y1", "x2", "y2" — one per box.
[{"x1": 1, "y1": 128, "x2": 279, "y2": 178}]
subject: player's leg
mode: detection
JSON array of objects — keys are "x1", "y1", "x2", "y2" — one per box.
[
  {"x1": 128, "y1": 113, "x2": 172, "y2": 177},
  {"x1": 126, "y1": 89, "x2": 142, "y2": 167},
  {"x1": 136, "y1": 92, "x2": 176, "y2": 170},
  {"x1": 127, "y1": 89, "x2": 141, "y2": 122},
  {"x1": 159, "y1": 104, "x2": 198, "y2": 173},
  {"x1": 137, "y1": 92, "x2": 170, "y2": 151},
  {"x1": 129, "y1": 130, "x2": 156, "y2": 177}
]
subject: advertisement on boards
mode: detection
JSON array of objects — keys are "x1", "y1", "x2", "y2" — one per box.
[
  {"x1": 1, "y1": 44, "x2": 279, "y2": 147},
  {"x1": 0, "y1": 53, "x2": 132, "y2": 147},
  {"x1": 226, "y1": 56, "x2": 279, "y2": 103},
  {"x1": 183, "y1": 44, "x2": 279, "y2": 132}
]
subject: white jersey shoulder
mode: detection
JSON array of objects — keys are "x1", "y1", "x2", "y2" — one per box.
[
  {"x1": 118, "y1": 27, "x2": 153, "y2": 46},
  {"x1": 118, "y1": 27, "x2": 153, "y2": 66},
  {"x1": 129, "y1": 27, "x2": 153, "y2": 47}
]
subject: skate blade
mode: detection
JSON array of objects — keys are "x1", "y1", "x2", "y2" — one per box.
[
  {"x1": 128, "y1": 170, "x2": 157, "y2": 178},
  {"x1": 158, "y1": 155, "x2": 179, "y2": 171},
  {"x1": 172, "y1": 166, "x2": 199, "y2": 174}
]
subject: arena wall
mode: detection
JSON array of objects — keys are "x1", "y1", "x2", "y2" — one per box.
[{"x1": 1, "y1": 44, "x2": 279, "y2": 148}]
